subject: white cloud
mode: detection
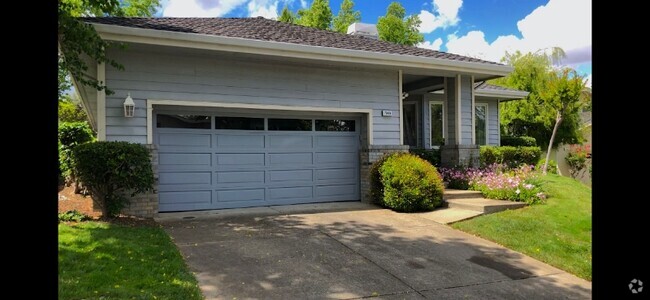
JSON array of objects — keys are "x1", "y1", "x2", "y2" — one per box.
[
  {"x1": 418, "y1": 0, "x2": 463, "y2": 33},
  {"x1": 163, "y1": 0, "x2": 247, "y2": 17},
  {"x1": 300, "y1": 0, "x2": 307, "y2": 8},
  {"x1": 418, "y1": 38, "x2": 443, "y2": 51},
  {"x1": 248, "y1": 0, "x2": 279, "y2": 19},
  {"x1": 445, "y1": 0, "x2": 591, "y2": 65}
]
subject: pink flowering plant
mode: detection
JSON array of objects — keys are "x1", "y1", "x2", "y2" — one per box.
[{"x1": 439, "y1": 164, "x2": 546, "y2": 204}]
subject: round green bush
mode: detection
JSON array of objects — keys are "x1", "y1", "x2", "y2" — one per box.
[{"x1": 379, "y1": 153, "x2": 445, "y2": 212}]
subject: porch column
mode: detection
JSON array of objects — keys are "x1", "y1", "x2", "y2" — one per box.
[{"x1": 440, "y1": 75, "x2": 480, "y2": 167}]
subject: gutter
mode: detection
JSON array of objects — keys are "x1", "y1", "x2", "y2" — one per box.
[
  {"x1": 475, "y1": 89, "x2": 529, "y2": 100},
  {"x1": 90, "y1": 23, "x2": 513, "y2": 77}
]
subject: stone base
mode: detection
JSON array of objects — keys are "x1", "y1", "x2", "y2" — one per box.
[
  {"x1": 121, "y1": 144, "x2": 159, "y2": 218},
  {"x1": 359, "y1": 145, "x2": 410, "y2": 203},
  {"x1": 440, "y1": 144, "x2": 480, "y2": 168}
]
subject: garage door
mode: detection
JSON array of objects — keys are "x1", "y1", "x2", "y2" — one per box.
[{"x1": 154, "y1": 112, "x2": 360, "y2": 212}]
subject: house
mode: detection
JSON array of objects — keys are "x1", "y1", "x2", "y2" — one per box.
[{"x1": 72, "y1": 17, "x2": 528, "y2": 217}]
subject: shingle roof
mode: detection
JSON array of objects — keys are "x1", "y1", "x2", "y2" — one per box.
[
  {"x1": 474, "y1": 82, "x2": 524, "y2": 92},
  {"x1": 83, "y1": 17, "x2": 502, "y2": 66}
]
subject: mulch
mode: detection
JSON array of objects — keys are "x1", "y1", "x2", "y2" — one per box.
[{"x1": 58, "y1": 185, "x2": 158, "y2": 227}]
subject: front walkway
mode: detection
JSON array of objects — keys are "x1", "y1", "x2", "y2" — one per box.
[{"x1": 157, "y1": 202, "x2": 591, "y2": 299}]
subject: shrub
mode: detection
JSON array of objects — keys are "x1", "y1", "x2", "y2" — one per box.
[
  {"x1": 369, "y1": 154, "x2": 392, "y2": 204},
  {"x1": 409, "y1": 148, "x2": 441, "y2": 167},
  {"x1": 500, "y1": 135, "x2": 537, "y2": 147},
  {"x1": 565, "y1": 144, "x2": 590, "y2": 178},
  {"x1": 378, "y1": 153, "x2": 445, "y2": 212},
  {"x1": 536, "y1": 159, "x2": 558, "y2": 174},
  {"x1": 58, "y1": 210, "x2": 91, "y2": 222},
  {"x1": 59, "y1": 122, "x2": 95, "y2": 182},
  {"x1": 480, "y1": 146, "x2": 541, "y2": 169},
  {"x1": 72, "y1": 141, "x2": 154, "y2": 217}
]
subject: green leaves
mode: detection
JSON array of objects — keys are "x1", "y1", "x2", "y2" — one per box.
[
  {"x1": 332, "y1": 0, "x2": 361, "y2": 33},
  {"x1": 297, "y1": 0, "x2": 333, "y2": 30},
  {"x1": 377, "y1": 2, "x2": 423, "y2": 46}
]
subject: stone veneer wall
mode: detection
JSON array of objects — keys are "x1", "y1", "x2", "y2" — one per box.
[
  {"x1": 120, "y1": 144, "x2": 159, "y2": 218},
  {"x1": 359, "y1": 145, "x2": 410, "y2": 203}
]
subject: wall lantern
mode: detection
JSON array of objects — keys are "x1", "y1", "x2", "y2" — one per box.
[{"x1": 123, "y1": 93, "x2": 135, "y2": 117}]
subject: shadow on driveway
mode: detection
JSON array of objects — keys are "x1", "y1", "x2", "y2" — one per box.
[{"x1": 159, "y1": 203, "x2": 591, "y2": 299}]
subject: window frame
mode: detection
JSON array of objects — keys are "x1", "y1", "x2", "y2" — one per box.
[
  {"x1": 429, "y1": 100, "x2": 446, "y2": 149},
  {"x1": 474, "y1": 103, "x2": 488, "y2": 146}
]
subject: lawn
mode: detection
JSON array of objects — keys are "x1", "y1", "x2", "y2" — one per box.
[
  {"x1": 451, "y1": 174, "x2": 592, "y2": 280},
  {"x1": 59, "y1": 221, "x2": 203, "y2": 300}
]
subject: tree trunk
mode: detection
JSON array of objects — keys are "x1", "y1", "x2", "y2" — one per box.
[{"x1": 543, "y1": 113, "x2": 563, "y2": 174}]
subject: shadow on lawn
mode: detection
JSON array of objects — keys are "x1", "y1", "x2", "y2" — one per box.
[{"x1": 160, "y1": 208, "x2": 591, "y2": 299}]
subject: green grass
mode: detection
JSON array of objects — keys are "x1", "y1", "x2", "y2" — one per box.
[
  {"x1": 451, "y1": 174, "x2": 592, "y2": 280},
  {"x1": 59, "y1": 222, "x2": 203, "y2": 300}
]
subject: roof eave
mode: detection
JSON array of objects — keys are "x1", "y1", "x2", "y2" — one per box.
[
  {"x1": 475, "y1": 89, "x2": 529, "y2": 101},
  {"x1": 90, "y1": 22, "x2": 513, "y2": 77}
]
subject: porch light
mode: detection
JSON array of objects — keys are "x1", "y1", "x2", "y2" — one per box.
[{"x1": 123, "y1": 93, "x2": 135, "y2": 117}]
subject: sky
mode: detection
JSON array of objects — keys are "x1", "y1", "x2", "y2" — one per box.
[{"x1": 156, "y1": 0, "x2": 592, "y2": 87}]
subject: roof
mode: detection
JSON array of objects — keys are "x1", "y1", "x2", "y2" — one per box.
[
  {"x1": 473, "y1": 82, "x2": 529, "y2": 100},
  {"x1": 83, "y1": 17, "x2": 502, "y2": 67}
]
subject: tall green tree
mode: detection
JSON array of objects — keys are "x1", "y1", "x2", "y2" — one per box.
[
  {"x1": 539, "y1": 68, "x2": 586, "y2": 174},
  {"x1": 297, "y1": 0, "x2": 333, "y2": 30},
  {"x1": 58, "y1": 0, "x2": 161, "y2": 98},
  {"x1": 278, "y1": 5, "x2": 298, "y2": 24},
  {"x1": 376, "y1": 2, "x2": 423, "y2": 46},
  {"x1": 491, "y1": 49, "x2": 584, "y2": 149},
  {"x1": 332, "y1": 0, "x2": 361, "y2": 33},
  {"x1": 59, "y1": 94, "x2": 89, "y2": 123}
]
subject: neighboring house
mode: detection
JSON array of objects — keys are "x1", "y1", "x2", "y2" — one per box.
[{"x1": 72, "y1": 17, "x2": 527, "y2": 216}]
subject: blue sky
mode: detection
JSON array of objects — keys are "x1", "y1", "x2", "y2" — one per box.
[{"x1": 157, "y1": 0, "x2": 591, "y2": 86}]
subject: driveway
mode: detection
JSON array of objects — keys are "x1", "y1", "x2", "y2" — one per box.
[{"x1": 158, "y1": 202, "x2": 591, "y2": 299}]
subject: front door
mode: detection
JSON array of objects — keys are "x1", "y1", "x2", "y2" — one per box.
[{"x1": 403, "y1": 101, "x2": 418, "y2": 147}]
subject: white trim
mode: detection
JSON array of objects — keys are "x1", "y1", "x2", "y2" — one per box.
[
  {"x1": 475, "y1": 89, "x2": 529, "y2": 99},
  {"x1": 70, "y1": 75, "x2": 97, "y2": 129},
  {"x1": 471, "y1": 76, "x2": 476, "y2": 145},
  {"x1": 91, "y1": 23, "x2": 513, "y2": 76},
  {"x1": 429, "y1": 100, "x2": 445, "y2": 149},
  {"x1": 456, "y1": 74, "x2": 462, "y2": 145},
  {"x1": 96, "y1": 62, "x2": 106, "y2": 141},
  {"x1": 398, "y1": 70, "x2": 403, "y2": 145},
  {"x1": 475, "y1": 103, "x2": 488, "y2": 146},
  {"x1": 146, "y1": 99, "x2": 374, "y2": 145}
]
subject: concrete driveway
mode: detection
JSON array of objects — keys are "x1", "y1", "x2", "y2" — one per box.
[{"x1": 158, "y1": 202, "x2": 591, "y2": 299}]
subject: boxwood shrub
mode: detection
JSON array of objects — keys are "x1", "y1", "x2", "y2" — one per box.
[
  {"x1": 72, "y1": 141, "x2": 154, "y2": 217},
  {"x1": 500, "y1": 135, "x2": 537, "y2": 147},
  {"x1": 59, "y1": 122, "x2": 95, "y2": 184},
  {"x1": 378, "y1": 153, "x2": 445, "y2": 212},
  {"x1": 480, "y1": 146, "x2": 541, "y2": 168}
]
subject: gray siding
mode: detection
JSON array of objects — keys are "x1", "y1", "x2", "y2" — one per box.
[
  {"x1": 104, "y1": 47, "x2": 400, "y2": 145},
  {"x1": 460, "y1": 75, "x2": 473, "y2": 145},
  {"x1": 445, "y1": 78, "x2": 456, "y2": 145},
  {"x1": 476, "y1": 98, "x2": 500, "y2": 146}
]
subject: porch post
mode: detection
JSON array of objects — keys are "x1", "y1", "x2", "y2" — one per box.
[{"x1": 440, "y1": 75, "x2": 480, "y2": 167}]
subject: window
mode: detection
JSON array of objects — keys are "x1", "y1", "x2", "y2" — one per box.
[
  {"x1": 215, "y1": 116, "x2": 264, "y2": 130},
  {"x1": 475, "y1": 104, "x2": 487, "y2": 145},
  {"x1": 268, "y1": 118, "x2": 312, "y2": 131},
  {"x1": 157, "y1": 114, "x2": 211, "y2": 129},
  {"x1": 315, "y1": 120, "x2": 355, "y2": 132},
  {"x1": 403, "y1": 102, "x2": 418, "y2": 147},
  {"x1": 430, "y1": 101, "x2": 444, "y2": 147}
]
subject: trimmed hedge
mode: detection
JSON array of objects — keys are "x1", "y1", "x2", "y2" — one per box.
[
  {"x1": 72, "y1": 141, "x2": 154, "y2": 217},
  {"x1": 369, "y1": 154, "x2": 391, "y2": 205},
  {"x1": 500, "y1": 135, "x2": 537, "y2": 147},
  {"x1": 480, "y1": 146, "x2": 541, "y2": 168},
  {"x1": 378, "y1": 153, "x2": 445, "y2": 212},
  {"x1": 409, "y1": 148, "x2": 441, "y2": 167}
]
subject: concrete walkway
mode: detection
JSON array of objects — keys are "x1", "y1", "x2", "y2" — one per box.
[
  {"x1": 415, "y1": 190, "x2": 528, "y2": 224},
  {"x1": 157, "y1": 202, "x2": 591, "y2": 299}
]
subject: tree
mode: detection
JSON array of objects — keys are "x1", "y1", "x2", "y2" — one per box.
[
  {"x1": 376, "y1": 2, "x2": 423, "y2": 46},
  {"x1": 58, "y1": 0, "x2": 160, "y2": 98},
  {"x1": 297, "y1": 0, "x2": 333, "y2": 30},
  {"x1": 278, "y1": 5, "x2": 298, "y2": 24},
  {"x1": 540, "y1": 68, "x2": 586, "y2": 174},
  {"x1": 59, "y1": 94, "x2": 90, "y2": 123},
  {"x1": 332, "y1": 0, "x2": 361, "y2": 33},
  {"x1": 492, "y1": 49, "x2": 584, "y2": 149}
]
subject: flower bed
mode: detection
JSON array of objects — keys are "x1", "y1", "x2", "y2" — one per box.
[{"x1": 439, "y1": 164, "x2": 546, "y2": 204}]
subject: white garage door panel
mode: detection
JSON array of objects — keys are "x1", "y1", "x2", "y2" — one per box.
[{"x1": 155, "y1": 113, "x2": 360, "y2": 212}]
